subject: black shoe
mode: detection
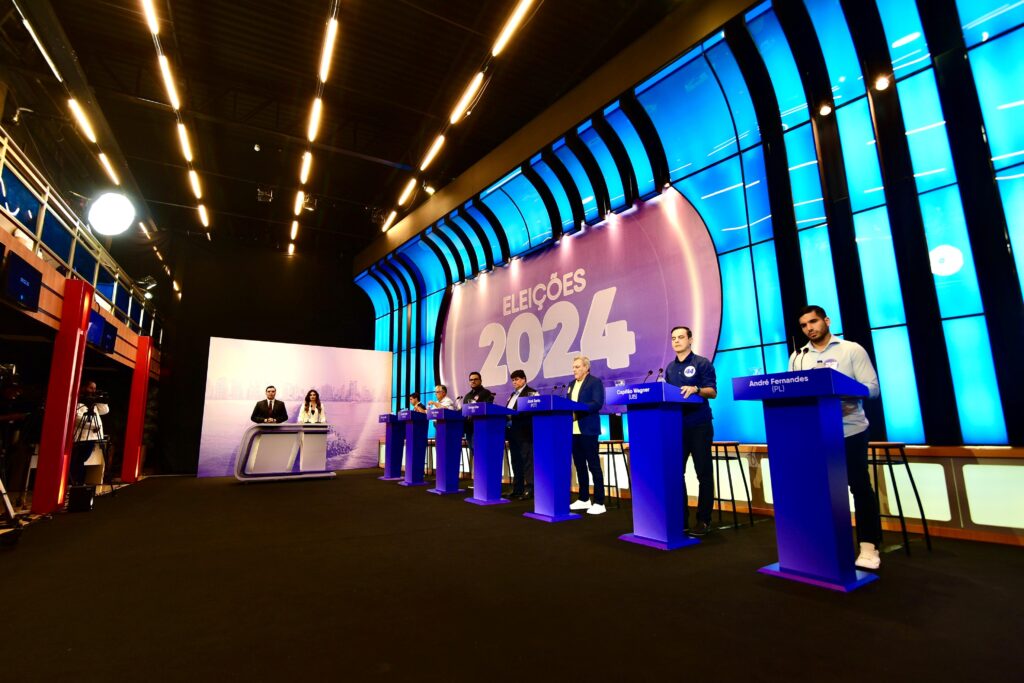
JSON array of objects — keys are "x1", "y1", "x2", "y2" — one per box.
[
  {"x1": 689, "y1": 521, "x2": 711, "y2": 537},
  {"x1": 507, "y1": 490, "x2": 524, "y2": 499},
  {"x1": 517, "y1": 489, "x2": 533, "y2": 501}
]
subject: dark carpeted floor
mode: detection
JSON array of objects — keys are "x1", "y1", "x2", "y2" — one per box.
[{"x1": 4, "y1": 470, "x2": 1022, "y2": 681}]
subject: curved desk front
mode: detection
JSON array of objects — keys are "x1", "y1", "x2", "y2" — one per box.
[{"x1": 235, "y1": 423, "x2": 335, "y2": 482}]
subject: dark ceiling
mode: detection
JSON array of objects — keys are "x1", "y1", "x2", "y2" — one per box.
[{"x1": 1, "y1": 0, "x2": 682, "y2": 269}]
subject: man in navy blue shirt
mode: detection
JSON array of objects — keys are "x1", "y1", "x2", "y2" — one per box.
[{"x1": 664, "y1": 326, "x2": 718, "y2": 535}]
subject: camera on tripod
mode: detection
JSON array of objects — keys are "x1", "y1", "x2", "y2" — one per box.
[{"x1": 81, "y1": 391, "x2": 109, "y2": 409}]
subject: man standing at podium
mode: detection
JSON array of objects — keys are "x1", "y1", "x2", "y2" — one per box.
[
  {"x1": 789, "y1": 305, "x2": 882, "y2": 570},
  {"x1": 251, "y1": 385, "x2": 288, "y2": 424},
  {"x1": 505, "y1": 369, "x2": 539, "y2": 500},
  {"x1": 567, "y1": 356, "x2": 607, "y2": 515},
  {"x1": 665, "y1": 326, "x2": 718, "y2": 536}
]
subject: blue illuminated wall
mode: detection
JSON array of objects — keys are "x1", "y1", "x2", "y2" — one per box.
[{"x1": 357, "y1": 0, "x2": 1022, "y2": 445}]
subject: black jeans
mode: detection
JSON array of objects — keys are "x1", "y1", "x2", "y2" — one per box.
[
  {"x1": 507, "y1": 434, "x2": 533, "y2": 493},
  {"x1": 845, "y1": 430, "x2": 882, "y2": 546},
  {"x1": 571, "y1": 434, "x2": 603, "y2": 504},
  {"x1": 682, "y1": 421, "x2": 714, "y2": 526},
  {"x1": 70, "y1": 440, "x2": 95, "y2": 486}
]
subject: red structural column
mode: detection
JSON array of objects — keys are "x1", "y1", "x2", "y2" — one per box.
[
  {"x1": 121, "y1": 336, "x2": 153, "y2": 483},
  {"x1": 32, "y1": 279, "x2": 93, "y2": 514}
]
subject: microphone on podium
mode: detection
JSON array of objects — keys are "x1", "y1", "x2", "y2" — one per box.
[
  {"x1": 641, "y1": 369, "x2": 654, "y2": 383},
  {"x1": 654, "y1": 368, "x2": 664, "y2": 382},
  {"x1": 797, "y1": 347, "x2": 809, "y2": 370}
]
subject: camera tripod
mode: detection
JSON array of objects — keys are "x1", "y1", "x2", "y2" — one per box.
[{"x1": 72, "y1": 404, "x2": 109, "y2": 487}]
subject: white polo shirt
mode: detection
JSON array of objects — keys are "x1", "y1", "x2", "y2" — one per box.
[{"x1": 788, "y1": 336, "x2": 880, "y2": 437}]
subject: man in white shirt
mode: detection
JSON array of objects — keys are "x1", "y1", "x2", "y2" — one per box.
[
  {"x1": 427, "y1": 384, "x2": 456, "y2": 410},
  {"x1": 70, "y1": 380, "x2": 109, "y2": 485},
  {"x1": 788, "y1": 305, "x2": 883, "y2": 570}
]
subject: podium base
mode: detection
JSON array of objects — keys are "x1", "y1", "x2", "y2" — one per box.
[
  {"x1": 398, "y1": 480, "x2": 429, "y2": 487},
  {"x1": 523, "y1": 511, "x2": 582, "y2": 523},
  {"x1": 758, "y1": 562, "x2": 879, "y2": 592},
  {"x1": 378, "y1": 475, "x2": 403, "y2": 481},
  {"x1": 427, "y1": 487, "x2": 465, "y2": 495},
  {"x1": 619, "y1": 533, "x2": 699, "y2": 550},
  {"x1": 465, "y1": 497, "x2": 510, "y2": 506}
]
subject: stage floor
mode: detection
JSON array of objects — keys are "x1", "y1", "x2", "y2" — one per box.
[{"x1": 5, "y1": 469, "x2": 1022, "y2": 680}]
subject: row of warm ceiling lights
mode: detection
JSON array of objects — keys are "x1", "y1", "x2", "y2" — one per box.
[
  {"x1": 380, "y1": 0, "x2": 537, "y2": 234},
  {"x1": 138, "y1": 0, "x2": 210, "y2": 237},
  {"x1": 287, "y1": 0, "x2": 341, "y2": 256},
  {"x1": 14, "y1": 1, "x2": 180, "y2": 301}
]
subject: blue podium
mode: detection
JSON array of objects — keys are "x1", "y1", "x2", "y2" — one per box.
[
  {"x1": 733, "y1": 369, "x2": 878, "y2": 592},
  {"x1": 378, "y1": 413, "x2": 403, "y2": 481},
  {"x1": 462, "y1": 402, "x2": 516, "y2": 505},
  {"x1": 427, "y1": 408, "x2": 465, "y2": 495},
  {"x1": 606, "y1": 383, "x2": 702, "y2": 550},
  {"x1": 516, "y1": 394, "x2": 589, "y2": 523},
  {"x1": 397, "y1": 409, "x2": 428, "y2": 487}
]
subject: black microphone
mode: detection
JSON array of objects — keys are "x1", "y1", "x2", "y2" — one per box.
[
  {"x1": 797, "y1": 348, "x2": 809, "y2": 371},
  {"x1": 654, "y1": 367, "x2": 664, "y2": 382},
  {"x1": 641, "y1": 369, "x2": 654, "y2": 383}
]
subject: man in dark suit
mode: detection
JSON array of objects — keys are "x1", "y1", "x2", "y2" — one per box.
[
  {"x1": 566, "y1": 356, "x2": 606, "y2": 515},
  {"x1": 251, "y1": 385, "x2": 288, "y2": 423},
  {"x1": 505, "y1": 369, "x2": 539, "y2": 500}
]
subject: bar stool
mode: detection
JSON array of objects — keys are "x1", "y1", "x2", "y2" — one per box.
[
  {"x1": 711, "y1": 441, "x2": 754, "y2": 529},
  {"x1": 460, "y1": 439, "x2": 472, "y2": 480},
  {"x1": 867, "y1": 442, "x2": 932, "y2": 554},
  {"x1": 599, "y1": 440, "x2": 630, "y2": 509},
  {"x1": 425, "y1": 438, "x2": 436, "y2": 476}
]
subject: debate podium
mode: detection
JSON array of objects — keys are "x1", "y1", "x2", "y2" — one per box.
[
  {"x1": 516, "y1": 394, "x2": 589, "y2": 522},
  {"x1": 733, "y1": 369, "x2": 878, "y2": 592},
  {"x1": 462, "y1": 402, "x2": 515, "y2": 505},
  {"x1": 427, "y1": 408, "x2": 466, "y2": 495},
  {"x1": 397, "y1": 409, "x2": 429, "y2": 487},
  {"x1": 234, "y1": 423, "x2": 334, "y2": 482},
  {"x1": 378, "y1": 413, "x2": 403, "y2": 481},
  {"x1": 606, "y1": 383, "x2": 702, "y2": 550}
]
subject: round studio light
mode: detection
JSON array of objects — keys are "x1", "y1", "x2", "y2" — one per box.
[{"x1": 88, "y1": 192, "x2": 135, "y2": 236}]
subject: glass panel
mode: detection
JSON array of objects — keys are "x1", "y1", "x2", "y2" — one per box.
[
  {"x1": 552, "y1": 139, "x2": 599, "y2": 224},
  {"x1": 40, "y1": 211, "x2": 73, "y2": 263},
  {"x1": 798, "y1": 224, "x2": 844, "y2": 334},
  {"x1": 876, "y1": 0, "x2": 931, "y2": 76},
  {"x1": 785, "y1": 125, "x2": 827, "y2": 227},
  {"x1": 711, "y1": 347, "x2": 767, "y2": 443},
  {"x1": 95, "y1": 267, "x2": 115, "y2": 303},
  {"x1": 742, "y1": 146, "x2": 773, "y2": 242},
  {"x1": 500, "y1": 171, "x2": 553, "y2": 247},
  {"x1": 836, "y1": 100, "x2": 887, "y2": 212},
  {"x1": 479, "y1": 180, "x2": 532, "y2": 256},
  {"x1": 673, "y1": 158, "x2": 749, "y2": 254},
  {"x1": 803, "y1": 0, "x2": 865, "y2": 104},
  {"x1": 528, "y1": 157, "x2": 575, "y2": 232},
  {"x1": 968, "y1": 28, "x2": 1024, "y2": 169},
  {"x1": 994, "y1": 171, "x2": 1024, "y2": 297},
  {"x1": 704, "y1": 41, "x2": 761, "y2": 150},
  {"x1": 114, "y1": 281, "x2": 130, "y2": 314},
  {"x1": 0, "y1": 165, "x2": 41, "y2": 230},
  {"x1": 398, "y1": 238, "x2": 447, "y2": 296},
  {"x1": 896, "y1": 71, "x2": 958, "y2": 190},
  {"x1": 764, "y1": 342, "x2": 790, "y2": 374},
  {"x1": 73, "y1": 244, "x2": 97, "y2": 283},
  {"x1": 747, "y1": 7, "x2": 810, "y2": 127},
  {"x1": 603, "y1": 105, "x2": 656, "y2": 197},
  {"x1": 374, "y1": 314, "x2": 391, "y2": 352},
  {"x1": 717, "y1": 248, "x2": 761, "y2": 350},
  {"x1": 436, "y1": 220, "x2": 476, "y2": 276},
  {"x1": 635, "y1": 49, "x2": 738, "y2": 179},
  {"x1": 446, "y1": 214, "x2": 489, "y2": 274},
  {"x1": 942, "y1": 316, "x2": 1008, "y2": 444},
  {"x1": 419, "y1": 343, "x2": 437, "y2": 400},
  {"x1": 464, "y1": 203, "x2": 506, "y2": 266},
  {"x1": 957, "y1": 0, "x2": 1024, "y2": 47},
  {"x1": 854, "y1": 208, "x2": 906, "y2": 328},
  {"x1": 578, "y1": 121, "x2": 626, "y2": 211},
  {"x1": 425, "y1": 227, "x2": 463, "y2": 283},
  {"x1": 918, "y1": 186, "x2": 985, "y2": 318},
  {"x1": 752, "y1": 241, "x2": 786, "y2": 344},
  {"x1": 421, "y1": 291, "x2": 445, "y2": 344},
  {"x1": 871, "y1": 325, "x2": 925, "y2": 443}
]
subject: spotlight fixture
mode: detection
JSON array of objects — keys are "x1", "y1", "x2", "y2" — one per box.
[
  {"x1": 818, "y1": 103, "x2": 833, "y2": 116},
  {"x1": 88, "y1": 192, "x2": 135, "y2": 236},
  {"x1": 257, "y1": 187, "x2": 273, "y2": 203},
  {"x1": 423, "y1": 184, "x2": 436, "y2": 196},
  {"x1": 874, "y1": 75, "x2": 891, "y2": 91}
]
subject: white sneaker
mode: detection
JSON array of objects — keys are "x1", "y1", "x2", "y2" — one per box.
[
  {"x1": 569, "y1": 499, "x2": 592, "y2": 511},
  {"x1": 587, "y1": 503, "x2": 607, "y2": 515},
  {"x1": 855, "y1": 542, "x2": 881, "y2": 570}
]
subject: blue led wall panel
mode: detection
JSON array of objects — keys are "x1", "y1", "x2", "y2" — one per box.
[
  {"x1": 876, "y1": 0, "x2": 931, "y2": 75},
  {"x1": 425, "y1": 227, "x2": 463, "y2": 283},
  {"x1": 995, "y1": 173, "x2": 1024, "y2": 296},
  {"x1": 95, "y1": 268, "x2": 115, "y2": 303},
  {"x1": 785, "y1": 126, "x2": 827, "y2": 228},
  {"x1": 853, "y1": 208, "x2": 906, "y2": 328},
  {"x1": 445, "y1": 215, "x2": 489, "y2": 274},
  {"x1": 942, "y1": 316, "x2": 1008, "y2": 444},
  {"x1": 871, "y1": 326, "x2": 925, "y2": 444},
  {"x1": 552, "y1": 139, "x2": 599, "y2": 224},
  {"x1": 747, "y1": 7, "x2": 810, "y2": 127},
  {"x1": 741, "y1": 146, "x2": 773, "y2": 242},
  {"x1": 603, "y1": 104, "x2": 656, "y2": 198},
  {"x1": 703, "y1": 41, "x2": 761, "y2": 150},
  {"x1": 374, "y1": 315, "x2": 390, "y2": 351},
  {"x1": 674, "y1": 159, "x2": 749, "y2": 254},
  {"x1": 835, "y1": 100, "x2": 887, "y2": 212},
  {"x1": 798, "y1": 225, "x2": 843, "y2": 335},
  {"x1": 72, "y1": 246, "x2": 97, "y2": 283},
  {"x1": 764, "y1": 342, "x2": 790, "y2": 374},
  {"x1": 751, "y1": 241, "x2": 786, "y2": 344},
  {"x1": 918, "y1": 187, "x2": 985, "y2": 318},
  {"x1": 803, "y1": 0, "x2": 865, "y2": 104},
  {"x1": 435, "y1": 220, "x2": 477, "y2": 275},
  {"x1": 957, "y1": 0, "x2": 1024, "y2": 47},
  {"x1": 635, "y1": 48, "x2": 738, "y2": 179},
  {"x1": 498, "y1": 171, "x2": 554, "y2": 247},
  {"x1": 464, "y1": 203, "x2": 507, "y2": 266},
  {"x1": 968, "y1": 28, "x2": 1024, "y2": 170},
  {"x1": 578, "y1": 121, "x2": 626, "y2": 211},
  {"x1": 528, "y1": 156, "x2": 575, "y2": 232},
  {"x1": 895, "y1": 71, "x2": 958, "y2": 191},
  {"x1": 40, "y1": 211, "x2": 73, "y2": 263},
  {"x1": 420, "y1": 291, "x2": 445, "y2": 344},
  {"x1": 398, "y1": 238, "x2": 447, "y2": 296},
  {"x1": 715, "y1": 347, "x2": 767, "y2": 444},
  {"x1": 717, "y1": 248, "x2": 760, "y2": 350}
]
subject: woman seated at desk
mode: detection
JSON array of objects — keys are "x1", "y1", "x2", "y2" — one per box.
[{"x1": 298, "y1": 389, "x2": 327, "y2": 424}]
